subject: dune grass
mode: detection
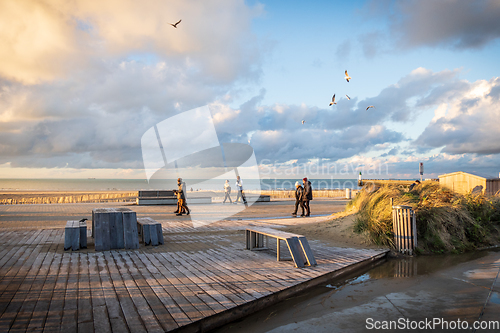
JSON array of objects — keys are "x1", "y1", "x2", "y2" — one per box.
[{"x1": 346, "y1": 181, "x2": 500, "y2": 254}]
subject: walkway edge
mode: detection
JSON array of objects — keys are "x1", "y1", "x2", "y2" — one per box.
[{"x1": 172, "y1": 250, "x2": 389, "y2": 333}]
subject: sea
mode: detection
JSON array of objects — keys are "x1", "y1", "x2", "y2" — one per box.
[{"x1": 0, "y1": 178, "x2": 361, "y2": 191}]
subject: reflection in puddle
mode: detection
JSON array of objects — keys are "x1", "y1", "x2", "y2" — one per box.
[{"x1": 490, "y1": 292, "x2": 500, "y2": 305}]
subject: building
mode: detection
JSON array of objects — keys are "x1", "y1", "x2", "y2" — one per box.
[{"x1": 438, "y1": 171, "x2": 500, "y2": 196}]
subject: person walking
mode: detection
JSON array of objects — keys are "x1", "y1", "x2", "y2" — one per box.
[
  {"x1": 292, "y1": 181, "x2": 305, "y2": 216},
  {"x1": 302, "y1": 177, "x2": 313, "y2": 216},
  {"x1": 223, "y1": 180, "x2": 232, "y2": 203},
  {"x1": 235, "y1": 176, "x2": 247, "y2": 205},
  {"x1": 175, "y1": 177, "x2": 190, "y2": 216}
]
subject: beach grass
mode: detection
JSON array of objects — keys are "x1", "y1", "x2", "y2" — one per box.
[{"x1": 346, "y1": 181, "x2": 500, "y2": 254}]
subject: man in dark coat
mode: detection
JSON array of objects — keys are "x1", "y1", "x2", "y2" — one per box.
[
  {"x1": 292, "y1": 181, "x2": 306, "y2": 216},
  {"x1": 303, "y1": 177, "x2": 313, "y2": 216}
]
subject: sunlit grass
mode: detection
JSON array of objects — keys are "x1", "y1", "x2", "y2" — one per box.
[{"x1": 345, "y1": 181, "x2": 500, "y2": 254}]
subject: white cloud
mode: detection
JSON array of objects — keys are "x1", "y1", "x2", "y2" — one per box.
[{"x1": 415, "y1": 77, "x2": 500, "y2": 154}]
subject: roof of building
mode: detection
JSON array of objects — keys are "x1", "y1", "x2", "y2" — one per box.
[{"x1": 438, "y1": 171, "x2": 499, "y2": 180}]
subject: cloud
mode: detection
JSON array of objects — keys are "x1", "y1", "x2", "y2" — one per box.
[
  {"x1": 0, "y1": 0, "x2": 263, "y2": 84},
  {"x1": 0, "y1": 0, "x2": 265, "y2": 171},
  {"x1": 415, "y1": 77, "x2": 500, "y2": 154},
  {"x1": 377, "y1": 0, "x2": 500, "y2": 50}
]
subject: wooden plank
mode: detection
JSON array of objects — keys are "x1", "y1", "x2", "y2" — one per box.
[
  {"x1": 134, "y1": 253, "x2": 192, "y2": 327},
  {"x1": 71, "y1": 222, "x2": 80, "y2": 251},
  {"x1": 115, "y1": 251, "x2": 163, "y2": 333},
  {"x1": 99, "y1": 251, "x2": 129, "y2": 333},
  {"x1": 26, "y1": 231, "x2": 64, "y2": 331},
  {"x1": 147, "y1": 252, "x2": 206, "y2": 322},
  {"x1": 9, "y1": 229, "x2": 58, "y2": 331},
  {"x1": 44, "y1": 251, "x2": 70, "y2": 330},
  {"x1": 122, "y1": 211, "x2": 139, "y2": 250},
  {"x1": 105, "y1": 251, "x2": 146, "y2": 333},
  {"x1": 297, "y1": 236, "x2": 317, "y2": 266},
  {"x1": 94, "y1": 209, "x2": 111, "y2": 251},
  {"x1": 160, "y1": 252, "x2": 227, "y2": 314},
  {"x1": 109, "y1": 211, "x2": 124, "y2": 250},
  {"x1": 60, "y1": 252, "x2": 79, "y2": 332},
  {"x1": 169, "y1": 251, "x2": 240, "y2": 310},
  {"x1": 77, "y1": 253, "x2": 93, "y2": 331},
  {"x1": 156, "y1": 223, "x2": 164, "y2": 245},
  {"x1": 154, "y1": 252, "x2": 216, "y2": 319},
  {"x1": 80, "y1": 221, "x2": 87, "y2": 249},
  {"x1": 0, "y1": 229, "x2": 51, "y2": 331},
  {"x1": 128, "y1": 252, "x2": 179, "y2": 332}
]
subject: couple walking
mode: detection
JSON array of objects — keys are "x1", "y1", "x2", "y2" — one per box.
[
  {"x1": 292, "y1": 177, "x2": 312, "y2": 217},
  {"x1": 223, "y1": 176, "x2": 247, "y2": 205}
]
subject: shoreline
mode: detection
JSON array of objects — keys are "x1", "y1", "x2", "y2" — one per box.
[{"x1": 0, "y1": 189, "x2": 358, "y2": 205}]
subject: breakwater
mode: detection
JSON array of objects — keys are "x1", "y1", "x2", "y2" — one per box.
[{"x1": 0, "y1": 191, "x2": 137, "y2": 205}]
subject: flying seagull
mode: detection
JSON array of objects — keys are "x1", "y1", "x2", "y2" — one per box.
[
  {"x1": 329, "y1": 94, "x2": 336, "y2": 106},
  {"x1": 345, "y1": 94, "x2": 351, "y2": 100},
  {"x1": 345, "y1": 70, "x2": 351, "y2": 82},
  {"x1": 366, "y1": 105, "x2": 375, "y2": 111},
  {"x1": 302, "y1": 120, "x2": 306, "y2": 124},
  {"x1": 170, "y1": 19, "x2": 182, "y2": 28},
  {"x1": 79, "y1": 218, "x2": 88, "y2": 223}
]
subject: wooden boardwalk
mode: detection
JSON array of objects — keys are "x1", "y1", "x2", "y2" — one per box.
[{"x1": 0, "y1": 204, "x2": 388, "y2": 332}]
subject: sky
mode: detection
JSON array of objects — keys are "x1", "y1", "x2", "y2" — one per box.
[{"x1": 1, "y1": 0, "x2": 500, "y2": 180}]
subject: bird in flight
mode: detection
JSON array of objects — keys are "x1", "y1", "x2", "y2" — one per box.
[
  {"x1": 366, "y1": 105, "x2": 375, "y2": 111},
  {"x1": 302, "y1": 120, "x2": 306, "y2": 124},
  {"x1": 79, "y1": 218, "x2": 88, "y2": 223},
  {"x1": 329, "y1": 94, "x2": 336, "y2": 106},
  {"x1": 345, "y1": 94, "x2": 351, "y2": 100},
  {"x1": 345, "y1": 70, "x2": 351, "y2": 82},
  {"x1": 170, "y1": 19, "x2": 182, "y2": 28}
]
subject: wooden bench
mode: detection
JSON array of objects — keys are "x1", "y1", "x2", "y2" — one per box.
[
  {"x1": 245, "y1": 227, "x2": 317, "y2": 268},
  {"x1": 64, "y1": 220, "x2": 87, "y2": 251},
  {"x1": 137, "y1": 217, "x2": 164, "y2": 246}
]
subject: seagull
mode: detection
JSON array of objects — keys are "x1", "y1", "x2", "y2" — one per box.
[
  {"x1": 302, "y1": 120, "x2": 306, "y2": 124},
  {"x1": 170, "y1": 19, "x2": 182, "y2": 28},
  {"x1": 329, "y1": 94, "x2": 336, "y2": 106},
  {"x1": 79, "y1": 218, "x2": 88, "y2": 223},
  {"x1": 345, "y1": 94, "x2": 351, "y2": 100},
  {"x1": 366, "y1": 105, "x2": 375, "y2": 111},
  {"x1": 345, "y1": 70, "x2": 351, "y2": 82}
]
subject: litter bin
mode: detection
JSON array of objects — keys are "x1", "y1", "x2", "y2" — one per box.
[{"x1": 392, "y1": 205, "x2": 417, "y2": 255}]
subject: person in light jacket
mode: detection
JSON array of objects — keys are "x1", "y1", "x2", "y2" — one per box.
[
  {"x1": 235, "y1": 176, "x2": 247, "y2": 205},
  {"x1": 223, "y1": 180, "x2": 232, "y2": 203},
  {"x1": 292, "y1": 181, "x2": 305, "y2": 216}
]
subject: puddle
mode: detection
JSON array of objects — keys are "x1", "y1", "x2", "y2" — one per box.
[
  {"x1": 213, "y1": 249, "x2": 499, "y2": 333},
  {"x1": 490, "y1": 292, "x2": 500, "y2": 305}
]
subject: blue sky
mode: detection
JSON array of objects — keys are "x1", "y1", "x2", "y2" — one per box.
[{"x1": 1, "y1": 0, "x2": 500, "y2": 180}]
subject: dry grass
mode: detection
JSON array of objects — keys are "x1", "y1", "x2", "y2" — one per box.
[{"x1": 346, "y1": 181, "x2": 500, "y2": 254}]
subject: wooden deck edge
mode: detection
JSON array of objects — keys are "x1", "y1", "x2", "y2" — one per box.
[{"x1": 171, "y1": 250, "x2": 389, "y2": 333}]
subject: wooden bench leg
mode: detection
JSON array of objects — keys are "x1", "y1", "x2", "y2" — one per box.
[
  {"x1": 79, "y1": 221, "x2": 87, "y2": 249},
  {"x1": 285, "y1": 237, "x2": 306, "y2": 268},
  {"x1": 277, "y1": 239, "x2": 280, "y2": 261},
  {"x1": 156, "y1": 223, "x2": 164, "y2": 245}
]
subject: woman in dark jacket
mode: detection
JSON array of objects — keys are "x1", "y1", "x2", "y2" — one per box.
[{"x1": 302, "y1": 177, "x2": 312, "y2": 216}]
